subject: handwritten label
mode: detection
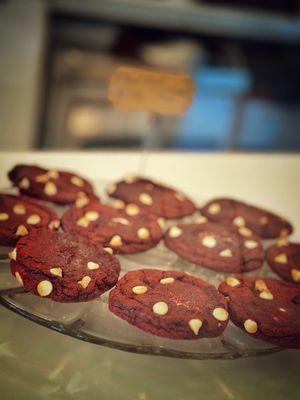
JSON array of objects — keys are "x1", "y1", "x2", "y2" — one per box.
[{"x1": 108, "y1": 67, "x2": 195, "y2": 116}]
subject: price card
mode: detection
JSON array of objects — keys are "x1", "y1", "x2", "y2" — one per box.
[{"x1": 108, "y1": 67, "x2": 196, "y2": 116}]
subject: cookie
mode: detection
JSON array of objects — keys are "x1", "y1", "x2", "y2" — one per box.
[
  {"x1": 109, "y1": 269, "x2": 229, "y2": 339},
  {"x1": 266, "y1": 240, "x2": 300, "y2": 285},
  {"x1": 219, "y1": 275, "x2": 300, "y2": 349},
  {"x1": 61, "y1": 200, "x2": 163, "y2": 254},
  {"x1": 164, "y1": 222, "x2": 264, "y2": 273},
  {"x1": 8, "y1": 164, "x2": 95, "y2": 204},
  {"x1": 0, "y1": 194, "x2": 59, "y2": 246},
  {"x1": 107, "y1": 175, "x2": 196, "y2": 219},
  {"x1": 10, "y1": 228, "x2": 120, "y2": 302},
  {"x1": 201, "y1": 198, "x2": 292, "y2": 239}
]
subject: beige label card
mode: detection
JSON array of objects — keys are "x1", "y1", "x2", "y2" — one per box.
[{"x1": 108, "y1": 67, "x2": 196, "y2": 116}]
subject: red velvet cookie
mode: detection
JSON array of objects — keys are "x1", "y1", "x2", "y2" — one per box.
[
  {"x1": 61, "y1": 201, "x2": 163, "y2": 254},
  {"x1": 107, "y1": 175, "x2": 196, "y2": 219},
  {"x1": 266, "y1": 240, "x2": 300, "y2": 285},
  {"x1": 109, "y1": 269, "x2": 229, "y2": 339},
  {"x1": 219, "y1": 275, "x2": 300, "y2": 349},
  {"x1": 8, "y1": 164, "x2": 95, "y2": 204},
  {"x1": 10, "y1": 228, "x2": 120, "y2": 302},
  {"x1": 164, "y1": 222, "x2": 264, "y2": 273},
  {"x1": 201, "y1": 198, "x2": 292, "y2": 239},
  {"x1": 0, "y1": 194, "x2": 59, "y2": 246}
]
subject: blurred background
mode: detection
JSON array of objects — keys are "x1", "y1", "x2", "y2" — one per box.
[{"x1": 0, "y1": 0, "x2": 299, "y2": 151}]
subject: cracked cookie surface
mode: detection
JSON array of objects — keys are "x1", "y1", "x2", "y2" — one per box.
[
  {"x1": 61, "y1": 201, "x2": 163, "y2": 254},
  {"x1": 266, "y1": 241, "x2": 300, "y2": 285},
  {"x1": 0, "y1": 194, "x2": 59, "y2": 246},
  {"x1": 107, "y1": 176, "x2": 196, "y2": 219},
  {"x1": 109, "y1": 269, "x2": 228, "y2": 339},
  {"x1": 8, "y1": 164, "x2": 95, "y2": 204},
  {"x1": 219, "y1": 275, "x2": 300, "y2": 349},
  {"x1": 10, "y1": 228, "x2": 120, "y2": 302},
  {"x1": 164, "y1": 222, "x2": 264, "y2": 273},
  {"x1": 201, "y1": 198, "x2": 292, "y2": 239}
]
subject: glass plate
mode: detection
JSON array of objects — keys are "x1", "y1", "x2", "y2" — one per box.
[{"x1": 0, "y1": 181, "x2": 283, "y2": 360}]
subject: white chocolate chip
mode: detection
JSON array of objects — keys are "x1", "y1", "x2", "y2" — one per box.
[
  {"x1": 112, "y1": 199, "x2": 125, "y2": 209},
  {"x1": 27, "y1": 214, "x2": 41, "y2": 225},
  {"x1": 233, "y1": 216, "x2": 245, "y2": 227},
  {"x1": 15, "y1": 271, "x2": 23, "y2": 286},
  {"x1": 279, "y1": 307, "x2": 287, "y2": 312},
  {"x1": 259, "y1": 216, "x2": 268, "y2": 225},
  {"x1": 152, "y1": 301, "x2": 168, "y2": 315},
  {"x1": 16, "y1": 225, "x2": 28, "y2": 236},
  {"x1": 169, "y1": 226, "x2": 182, "y2": 238},
  {"x1": 220, "y1": 248, "x2": 232, "y2": 257},
  {"x1": 208, "y1": 203, "x2": 221, "y2": 215},
  {"x1": 244, "y1": 240, "x2": 258, "y2": 249},
  {"x1": 274, "y1": 253, "x2": 288, "y2": 264},
  {"x1": 157, "y1": 217, "x2": 165, "y2": 229},
  {"x1": 226, "y1": 277, "x2": 240, "y2": 287},
  {"x1": 48, "y1": 220, "x2": 60, "y2": 230},
  {"x1": 160, "y1": 277, "x2": 175, "y2": 284},
  {"x1": 0, "y1": 213, "x2": 9, "y2": 221},
  {"x1": 78, "y1": 276, "x2": 91, "y2": 289},
  {"x1": 19, "y1": 177, "x2": 30, "y2": 189},
  {"x1": 212, "y1": 307, "x2": 229, "y2": 321},
  {"x1": 76, "y1": 216, "x2": 90, "y2": 228},
  {"x1": 202, "y1": 235, "x2": 217, "y2": 248},
  {"x1": 195, "y1": 215, "x2": 207, "y2": 224},
  {"x1": 291, "y1": 269, "x2": 300, "y2": 283},
  {"x1": 44, "y1": 182, "x2": 57, "y2": 196},
  {"x1": 71, "y1": 176, "x2": 84, "y2": 187},
  {"x1": 13, "y1": 204, "x2": 26, "y2": 215},
  {"x1": 37, "y1": 280, "x2": 53, "y2": 297},
  {"x1": 132, "y1": 285, "x2": 148, "y2": 295},
  {"x1": 255, "y1": 279, "x2": 268, "y2": 292},
  {"x1": 35, "y1": 174, "x2": 49, "y2": 183},
  {"x1": 238, "y1": 227, "x2": 253, "y2": 237},
  {"x1": 85, "y1": 211, "x2": 99, "y2": 221},
  {"x1": 107, "y1": 183, "x2": 117, "y2": 194},
  {"x1": 110, "y1": 235, "x2": 122, "y2": 247},
  {"x1": 124, "y1": 174, "x2": 136, "y2": 184},
  {"x1": 9, "y1": 248, "x2": 17, "y2": 261},
  {"x1": 50, "y1": 267, "x2": 63, "y2": 277},
  {"x1": 188, "y1": 319, "x2": 202, "y2": 335},
  {"x1": 112, "y1": 217, "x2": 130, "y2": 225},
  {"x1": 104, "y1": 247, "x2": 113, "y2": 254},
  {"x1": 47, "y1": 169, "x2": 59, "y2": 179},
  {"x1": 139, "y1": 193, "x2": 153, "y2": 206},
  {"x1": 75, "y1": 196, "x2": 90, "y2": 208},
  {"x1": 259, "y1": 290, "x2": 274, "y2": 300},
  {"x1": 244, "y1": 319, "x2": 258, "y2": 334},
  {"x1": 175, "y1": 192, "x2": 186, "y2": 201},
  {"x1": 87, "y1": 261, "x2": 100, "y2": 270},
  {"x1": 125, "y1": 203, "x2": 140, "y2": 216},
  {"x1": 137, "y1": 227, "x2": 150, "y2": 240}
]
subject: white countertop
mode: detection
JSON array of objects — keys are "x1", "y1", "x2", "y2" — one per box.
[{"x1": 1, "y1": 151, "x2": 299, "y2": 238}]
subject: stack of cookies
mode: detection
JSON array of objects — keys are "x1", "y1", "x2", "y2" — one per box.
[{"x1": 0, "y1": 163, "x2": 298, "y2": 349}]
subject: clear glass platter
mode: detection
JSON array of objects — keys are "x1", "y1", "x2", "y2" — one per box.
[{"x1": 0, "y1": 181, "x2": 283, "y2": 360}]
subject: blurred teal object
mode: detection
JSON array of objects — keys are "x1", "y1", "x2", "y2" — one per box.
[
  {"x1": 194, "y1": 67, "x2": 252, "y2": 95},
  {"x1": 178, "y1": 68, "x2": 252, "y2": 149},
  {"x1": 178, "y1": 67, "x2": 300, "y2": 151}
]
